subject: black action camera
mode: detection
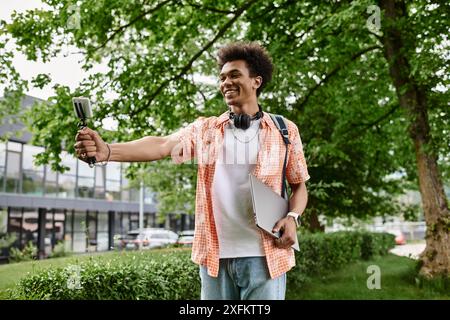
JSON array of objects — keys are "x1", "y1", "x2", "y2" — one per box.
[{"x1": 73, "y1": 97, "x2": 96, "y2": 168}]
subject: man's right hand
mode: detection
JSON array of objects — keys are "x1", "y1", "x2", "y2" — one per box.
[{"x1": 74, "y1": 127, "x2": 110, "y2": 163}]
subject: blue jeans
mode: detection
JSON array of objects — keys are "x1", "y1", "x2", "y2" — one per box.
[{"x1": 199, "y1": 257, "x2": 286, "y2": 300}]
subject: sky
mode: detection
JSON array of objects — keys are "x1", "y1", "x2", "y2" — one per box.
[
  {"x1": 0, "y1": 0, "x2": 213, "y2": 131},
  {"x1": 0, "y1": 1, "x2": 217, "y2": 101},
  {"x1": 0, "y1": 0, "x2": 100, "y2": 100}
]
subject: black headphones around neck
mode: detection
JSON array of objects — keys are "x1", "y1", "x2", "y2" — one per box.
[{"x1": 229, "y1": 104, "x2": 263, "y2": 130}]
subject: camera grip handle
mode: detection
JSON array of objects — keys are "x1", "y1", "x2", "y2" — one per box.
[{"x1": 78, "y1": 122, "x2": 97, "y2": 168}]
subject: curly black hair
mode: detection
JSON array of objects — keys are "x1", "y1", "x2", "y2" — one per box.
[{"x1": 217, "y1": 41, "x2": 274, "y2": 97}]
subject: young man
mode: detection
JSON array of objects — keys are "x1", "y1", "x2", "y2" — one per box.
[{"x1": 74, "y1": 42, "x2": 310, "y2": 300}]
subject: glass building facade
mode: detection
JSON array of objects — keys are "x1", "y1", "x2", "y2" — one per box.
[{"x1": 0, "y1": 96, "x2": 194, "y2": 262}]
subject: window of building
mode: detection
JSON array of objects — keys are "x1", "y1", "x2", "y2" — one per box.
[
  {"x1": 144, "y1": 189, "x2": 157, "y2": 205},
  {"x1": 0, "y1": 208, "x2": 9, "y2": 259},
  {"x1": 122, "y1": 212, "x2": 130, "y2": 234},
  {"x1": 58, "y1": 152, "x2": 77, "y2": 198},
  {"x1": 40, "y1": 209, "x2": 66, "y2": 256},
  {"x1": 97, "y1": 212, "x2": 109, "y2": 251},
  {"x1": 129, "y1": 188, "x2": 140, "y2": 202},
  {"x1": 53, "y1": 209, "x2": 65, "y2": 246},
  {"x1": 121, "y1": 163, "x2": 130, "y2": 201},
  {"x1": 114, "y1": 212, "x2": 123, "y2": 236},
  {"x1": 146, "y1": 212, "x2": 156, "y2": 228},
  {"x1": 0, "y1": 142, "x2": 6, "y2": 192},
  {"x1": 105, "y1": 162, "x2": 121, "y2": 201},
  {"x1": 22, "y1": 145, "x2": 44, "y2": 171},
  {"x1": 6, "y1": 147, "x2": 21, "y2": 193},
  {"x1": 0, "y1": 142, "x2": 5, "y2": 167},
  {"x1": 77, "y1": 159, "x2": 94, "y2": 178},
  {"x1": 22, "y1": 145, "x2": 44, "y2": 196},
  {"x1": 87, "y1": 211, "x2": 97, "y2": 252},
  {"x1": 7, "y1": 207, "x2": 23, "y2": 249},
  {"x1": 130, "y1": 212, "x2": 139, "y2": 231},
  {"x1": 77, "y1": 160, "x2": 94, "y2": 198},
  {"x1": 44, "y1": 165, "x2": 58, "y2": 197},
  {"x1": 22, "y1": 209, "x2": 38, "y2": 249},
  {"x1": 60, "y1": 151, "x2": 76, "y2": 175},
  {"x1": 6, "y1": 207, "x2": 68, "y2": 256},
  {"x1": 22, "y1": 170, "x2": 44, "y2": 195},
  {"x1": 44, "y1": 211, "x2": 54, "y2": 256},
  {"x1": 106, "y1": 162, "x2": 121, "y2": 181},
  {"x1": 0, "y1": 208, "x2": 7, "y2": 231},
  {"x1": 73, "y1": 211, "x2": 86, "y2": 252},
  {"x1": 7, "y1": 141, "x2": 22, "y2": 152},
  {"x1": 78, "y1": 177, "x2": 94, "y2": 198},
  {"x1": 64, "y1": 210, "x2": 73, "y2": 252},
  {"x1": 58, "y1": 174, "x2": 76, "y2": 198},
  {"x1": 94, "y1": 166, "x2": 105, "y2": 199},
  {"x1": 106, "y1": 180, "x2": 120, "y2": 201}
]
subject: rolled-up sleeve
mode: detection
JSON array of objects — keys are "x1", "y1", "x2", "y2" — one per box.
[
  {"x1": 286, "y1": 120, "x2": 310, "y2": 184},
  {"x1": 171, "y1": 117, "x2": 206, "y2": 164}
]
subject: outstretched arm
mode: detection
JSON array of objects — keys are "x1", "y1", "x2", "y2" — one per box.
[{"x1": 74, "y1": 127, "x2": 182, "y2": 163}]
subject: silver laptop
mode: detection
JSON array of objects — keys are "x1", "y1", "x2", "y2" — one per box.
[{"x1": 249, "y1": 174, "x2": 300, "y2": 251}]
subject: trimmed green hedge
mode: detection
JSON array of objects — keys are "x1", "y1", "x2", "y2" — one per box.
[
  {"x1": 10, "y1": 231, "x2": 395, "y2": 300},
  {"x1": 288, "y1": 231, "x2": 395, "y2": 286},
  {"x1": 10, "y1": 250, "x2": 200, "y2": 300}
]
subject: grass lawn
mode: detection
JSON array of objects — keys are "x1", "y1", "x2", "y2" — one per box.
[
  {"x1": 286, "y1": 254, "x2": 449, "y2": 300},
  {"x1": 1, "y1": 250, "x2": 448, "y2": 300}
]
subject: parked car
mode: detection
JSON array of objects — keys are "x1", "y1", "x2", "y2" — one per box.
[
  {"x1": 115, "y1": 233, "x2": 138, "y2": 250},
  {"x1": 113, "y1": 234, "x2": 125, "y2": 249},
  {"x1": 177, "y1": 230, "x2": 195, "y2": 247},
  {"x1": 388, "y1": 229, "x2": 407, "y2": 245},
  {"x1": 121, "y1": 228, "x2": 179, "y2": 250}
]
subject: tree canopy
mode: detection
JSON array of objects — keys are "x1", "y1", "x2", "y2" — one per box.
[{"x1": 0, "y1": 0, "x2": 448, "y2": 229}]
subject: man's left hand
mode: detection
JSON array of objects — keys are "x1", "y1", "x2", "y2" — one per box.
[{"x1": 272, "y1": 216, "x2": 297, "y2": 249}]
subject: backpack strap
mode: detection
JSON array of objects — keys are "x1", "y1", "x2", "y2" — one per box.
[{"x1": 268, "y1": 113, "x2": 290, "y2": 200}]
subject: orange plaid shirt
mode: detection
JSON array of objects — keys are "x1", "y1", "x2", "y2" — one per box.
[{"x1": 171, "y1": 111, "x2": 310, "y2": 279}]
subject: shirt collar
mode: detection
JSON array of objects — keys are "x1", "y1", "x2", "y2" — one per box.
[{"x1": 215, "y1": 110, "x2": 277, "y2": 130}]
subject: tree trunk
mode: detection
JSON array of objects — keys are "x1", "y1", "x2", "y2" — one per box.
[
  {"x1": 305, "y1": 209, "x2": 325, "y2": 232},
  {"x1": 380, "y1": 0, "x2": 449, "y2": 278}
]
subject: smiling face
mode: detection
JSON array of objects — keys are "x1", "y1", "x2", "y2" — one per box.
[{"x1": 219, "y1": 60, "x2": 262, "y2": 112}]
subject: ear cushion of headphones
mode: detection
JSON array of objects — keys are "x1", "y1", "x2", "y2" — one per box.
[
  {"x1": 235, "y1": 114, "x2": 251, "y2": 130},
  {"x1": 229, "y1": 105, "x2": 263, "y2": 130}
]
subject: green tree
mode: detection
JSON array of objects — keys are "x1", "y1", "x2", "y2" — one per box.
[{"x1": 0, "y1": 0, "x2": 448, "y2": 277}]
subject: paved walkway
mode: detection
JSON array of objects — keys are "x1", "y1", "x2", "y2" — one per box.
[{"x1": 389, "y1": 242, "x2": 426, "y2": 260}]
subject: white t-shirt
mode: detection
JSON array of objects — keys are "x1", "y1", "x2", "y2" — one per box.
[{"x1": 212, "y1": 118, "x2": 265, "y2": 258}]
